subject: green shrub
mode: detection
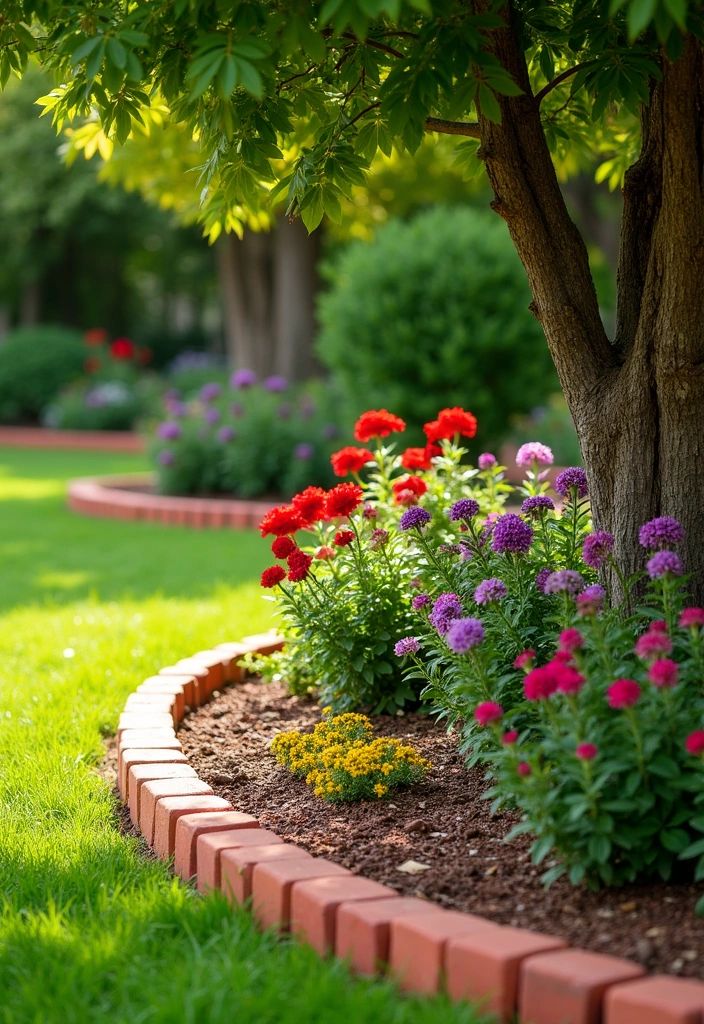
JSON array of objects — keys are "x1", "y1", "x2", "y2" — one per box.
[
  {"x1": 316, "y1": 207, "x2": 558, "y2": 447},
  {"x1": 47, "y1": 382, "x2": 144, "y2": 431},
  {"x1": 0, "y1": 325, "x2": 85, "y2": 424}
]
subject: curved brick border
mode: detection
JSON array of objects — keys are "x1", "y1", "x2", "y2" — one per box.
[
  {"x1": 68, "y1": 475, "x2": 278, "y2": 528},
  {"x1": 116, "y1": 640, "x2": 704, "y2": 1024},
  {"x1": 0, "y1": 426, "x2": 144, "y2": 451}
]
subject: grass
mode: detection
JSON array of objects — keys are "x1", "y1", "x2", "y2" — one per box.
[{"x1": 0, "y1": 448, "x2": 489, "y2": 1024}]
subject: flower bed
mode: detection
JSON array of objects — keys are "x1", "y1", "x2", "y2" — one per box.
[{"x1": 0, "y1": 426, "x2": 144, "y2": 452}]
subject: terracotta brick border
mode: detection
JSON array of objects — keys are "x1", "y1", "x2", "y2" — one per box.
[
  {"x1": 116, "y1": 634, "x2": 704, "y2": 1022},
  {"x1": 68, "y1": 475, "x2": 278, "y2": 529},
  {"x1": 0, "y1": 426, "x2": 144, "y2": 451}
]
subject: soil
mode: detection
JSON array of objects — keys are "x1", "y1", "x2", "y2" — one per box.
[{"x1": 175, "y1": 679, "x2": 703, "y2": 978}]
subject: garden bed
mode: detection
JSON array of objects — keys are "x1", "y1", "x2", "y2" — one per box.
[
  {"x1": 180, "y1": 676, "x2": 704, "y2": 979},
  {"x1": 0, "y1": 425, "x2": 144, "y2": 451}
]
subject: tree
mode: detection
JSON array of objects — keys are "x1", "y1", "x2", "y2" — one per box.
[{"x1": 4, "y1": 0, "x2": 703, "y2": 590}]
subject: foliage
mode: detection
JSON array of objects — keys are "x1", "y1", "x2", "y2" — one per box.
[
  {"x1": 271, "y1": 709, "x2": 430, "y2": 801},
  {"x1": 317, "y1": 207, "x2": 556, "y2": 445},
  {"x1": 150, "y1": 374, "x2": 342, "y2": 498},
  {"x1": 0, "y1": 324, "x2": 85, "y2": 423}
]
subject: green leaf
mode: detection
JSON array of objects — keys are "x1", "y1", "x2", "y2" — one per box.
[
  {"x1": 107, "y1": 38, "x2": 127, "y2": 69},
  {"x1": 86, "y1": 40, "x2": 106, "y2": 80},
  {"x1": 234, "y1": 58, "x2": 263, "y2": 99},
  {"x1": 679, "y1": 836, "x2": 704, "y2": 860},
  {"x1": 628, "y1": 0, "x2": 657, "y2": 38},
  {"x1": 119, "y1": 30, "x2": 149, "y2": 47},
  {"x1": 649, "y1": 755, "x2": 680, "y2": 779},
  {"x1": 664, "y1": 0, "x2": 687, "y2": 27},
  {"x1": 71, "y1": 35, "x2": 102, "y2": 66},
  {"x1": 531, "y1": 834, "x2": 555, "y2": 865},
  {"x1": 588, "y1": 834, "x2": 612, "y2": 864},
  {"x1": 300, "y1": 187, "x2": 324, "y2": 232},
  {"x1": 478, "y1": 84, "x2": 502, "y2": 124},
  {"x1": 218, "y1": 57, "x2": 237, "y2": 99},
  {"x1": 661, "y1": 828, "x2": 690, "y2": 853}
]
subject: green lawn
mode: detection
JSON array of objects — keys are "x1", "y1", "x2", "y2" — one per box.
[{"x1": 0, "y1": 448, "x2": 488, "y2": 1024}]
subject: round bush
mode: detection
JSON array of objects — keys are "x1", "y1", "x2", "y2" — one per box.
[
  {"x1": 316, "y1": 207, "x2": 558, "y2": 446},
  {"x1": 0, "y1": 326, "x2": 86, "y2": 424}
]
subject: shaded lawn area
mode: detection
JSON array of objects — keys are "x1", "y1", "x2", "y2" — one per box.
[{"x1": 0, "y1": 448, "x2": 488, "y2": 1024}]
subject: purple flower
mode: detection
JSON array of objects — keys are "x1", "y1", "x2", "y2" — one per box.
[
  {"x1": 577, "y1": 584, "x2": 606, "y2": 615},
  {"x1": 217, "y1": 425, "x2": 236, "y2": 443},
  {"x1": 164, "y1": 388, "x2": 181, "y2": 401},
  {"x1": 474, "y1": 578, "x2": 508, "y2": 605},
  {"x1": 230, "y1": 402, "x2": 244, "y2": 418},
  {"x1": 460, "y1": 543, "x2": 473, "y2": 562},
  {"x1": 438, "y1": 543, "x2": 462, "y2": 556},
  {"x1": 582, "y1": 531, "x2": 614, "y2": 569},
  {"x1": 639, "y1": 516, "x2": 685, "y2": 551},
  {"x1": 264, "y1": 375, "x2": 288, "y2": 393},
  {"x1": 449, "y1": 499, "x2": 480, "y2": 522},
  {"x1": 412, "y1": 594, "x2": 431, "y2": 610},
  {"x1": 204, "y1": 406, "x2": 220, "y2": 425},
  {"x1": 535, "y1": 567, "x2": 552, "y2": 592},
  {"x1": 491, "y1": 513, "x2": 534, "y2": 554},
  {"x1": 231, "y1": 368, "x2": 257, "y2": 389},
  {"x1": 647, "y1": 551, "x2": 683, "y2": 579},
  {"x1": 200, "y1": 382, "x2": 221, "y2": 402},
  {"x1": 158, "y1": 449, "x2": 175, "y2": 466},
  {"x1": 516, "y1": 442, "x2": 554, "y2": 468},
  {"x1": 85, "y1": 390, "x2": 107, "y2": 409},
  {"x1": 446, "y1": 617, "x2": 485, "y2": 653},
  {"x1": 300, "y1": 396, "x2": 316, "y2": 419},
  {"x1": 394, "y1": 637, "x2": 420, "y2": 657},
  {"x1": 166, "y1": 400, "x2": 188, "y2": 418},
  {"x1": 294, "y1": 443, "x2": 314, "y2": 460},
  {"x1": 478, "y1": 453, "x2": 497, "y2": 471},
  {"x1": 429, "y1": 592, "x2": 463, "y2": 635},
  {"x1": 555, "y1": 467, "x2": 588, "y2": 499},
  {"x1": 399, "y1": 506, "x2": 432, "y2": 531},
  {"x1": 277, "y1": 403, "x2": 292, "y2": 419},
  {"x1": 323, "y1": 423, "x2": 341, "y2": 440},
  {"x1": 521, "y1": 495, "x2": 555, "y2": 517},
  {"x1": 157, "y1": 421, "x2": 181, "y2": 441},
  {"x1": 543, "y1": 570, "x2": 585, "y2": 596}
]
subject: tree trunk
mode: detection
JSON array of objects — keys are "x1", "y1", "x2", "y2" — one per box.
[{"x1": 474, "y1": 2, "x2": 704, "y2": 598}]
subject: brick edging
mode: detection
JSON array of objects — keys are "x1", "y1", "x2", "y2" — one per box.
[
  {"x1": 116, "y1": 639, "x2": 704, "y2": 1024},
  {"x1": 68, "y1": 475, "x2": 278, "y2": 529},
  {"x1": 0, "y1": 426, "x2": 145, "y2": 451}
]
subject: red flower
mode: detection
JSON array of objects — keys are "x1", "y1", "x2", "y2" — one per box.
[
  {"x1": 607, "y1": 678, "x2": 641, "y2": 709},
  {"x1": 559, "y1": 628, "x2": 584, "y2": 653},
  {"x1": 686, "y1": 730, "x2": 704, "y2": 756},
  {"x1": 353, "y1": 409, "x2": 406, "y2": 443},
  {"x1": 502, "y1": 730, "x2": 519, "y2": 745},
  {"x1": 553, "y1": 650, "x2": 574, "y2": 664},
  {"x1": 137, "y1": 345, "x2": 153, "y2": 366},
  {"x1": 680, "y1": 607, "x2": 704, "y2": 629},
  {"x1": 400, "y1": 447, "x2": 433, "y2": 471},
  {"x1": 650, "y1": 620, "x2": 668, "y2": 632},
  {"x1": 259, "y1": 505, "x2": 305, "y2": 538},
  {"x1": 325, "y1": 483, "x2": 363, "y2": 519},
  {"x1": 513, "y1": 649, "x2": 535, "y2": 671},
  {"x1": 553, "y1": 663, "x2": 585, "y2": 695},
  {"x1": 84, "y1": 328, "x2": 108, "y2": 346},
  {"x1": 517, "y1": 762, "x2": 532, "y2": 777},
  {"x1": 287, "y1": 548, "x2": 313, "y2": 582},
  {"x1": 261, "y1": 565, "x2": 286, "y2": 588},
  {"x1": 84, "y1": 356, "x2": 101, "y2": 374},
  {"x1": 330, "y1": 446, "x2": 374, "y2": 477},
  {"x1": 576, "y1": 743, "x2": 598, "y2": 760},
  {"x1": 110, "y1": 337, "x2": 135, "y2": 360},
  {"x1": 423, "y1": 407, "x2": 477, "y2": 443},
  {"x1": 392, "y1": 475, "x2": 428, "y2": 504},
  {"x1": 291, "y1": 486, "x2": 327, "y2": 525},
  {"x1": 271, "y1": 537, "x2": 297, "y2": 559},
  {"x1": 334, "y1": 529, "x2": 355, "y2": 547},
  {"x1": 474, "y1": 701, "x2": 503, "y2": 726},
  {"x1": 648, "y1": 658, "x2": 679, "y2": 688},
  {"x1": 524, "y1": 665, "x2": 559, "y2": 700}
]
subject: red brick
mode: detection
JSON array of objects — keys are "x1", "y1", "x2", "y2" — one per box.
[
  {"x1": 221, "y1": 844, "x2": 311, "y2": 906},
  {"x1": 519, "y1": 949, "x2": 645, "y2": 1024},
  {"x1": 117, "y1": 712, "x2": 174, "y2": 739},
  {"x1": 252, "y1": 857, "x2": 349, "y2": 932},
  {"x1": 153, "y1": 796, "x2": 233, "y2": 861},
  {"x1": 141, "y1": 673, "x2": 195, "y2": 709},
  {"x1": 186, "y1": 651, "x2": 226, "y2": 695},
  {"x1": 133, "y1": 683, "x2": 185, "y2": 720},
  {"x1": 173, "y1": 811, "x2": 259, "y2": 880},
  {"x1": 336, "y1": 897, "x2": 449, "y2": 976},
  {"x1": 291, "y1": 876, "x2": 398, "y2": 955},
  {"x1": 118, "y1": 748, "x2": 188, "y2": 799},
  {"x1": 117, "y1": 729, "x2": 179, "y2": 756},
  {"x1": 161, "y1": 662, "x2": 209, "y2": 705},
  {"x1": 196, "y1": 828, "x2": 283, "y2": 892},
  {"x1": 123, "y1": 694, "x2": 177, "y2": 722},
  {"x1": 127, "y1": 763, "x2": 197, "y2": 823},
  {"x1": 390, "y1": 910, "x2": 502, "y2": 994},
  {"x1": 139, "y1": 778, "x2": 213, "y2": 845},
  {"x1": 240, "y1": 632, "x2": 285, "y2": 656},
  {"x1": 446, "y1": 926, "x2": 568, "y2": 1020},
  {"x1": 213, "y1": 643, "x2": 250, "y2": 682},
  {"x1": 604, "y1": 976, "x2": 704, "y2": 1024}
]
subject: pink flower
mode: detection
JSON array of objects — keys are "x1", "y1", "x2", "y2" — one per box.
[
  {"x1": 524, "y1": 665, "x2": 559, "y2": 700},
  {"x1": 650, "y1": 620, "x2": 668, "y2": 632},
  {"x1": 648, "y1": 659, "x2": 679, "y2": 688},
  {"x1": 576, "y1": 743, "x2": 598, "y2": 760},
  {"x1": 554, "y1": 664, "x2": 586, "y2": 695},
  {"x1": 607, "y1": 679, "x2": 641, "y2": 709},
  {"x1": 502, "y1": 730, "x2": 519, "y2": 745},
  {"x1": 515, "y1": 442, "x2": 554, "y2": 468},
  {"x1": 553, "y1": 650, "x2": 574, "y2": 664},
  {"x1": 634, "y1": 631, "x2": 672, "y2": 661},
  {"x1": 474, "y1": 701, "x2": 504, "y2": 727},
  {"x1": 514, "y1": 649, "x2": 536, "y2": 671},
  {"x1": 559, "y1": 629, "x2": 584, "y2": 653},
  {"x1": 315, "y1": 545, "x2": 335, "y2": 560},
  {"x1": 685, "y1": 730, "x2": 704, "y2": 756},
  {"x1": 517, "y1": 761, "x2": 532, "y2": 776},
  {"x1": 680, "y1": 608, "x2": 704, "y2": 630}
]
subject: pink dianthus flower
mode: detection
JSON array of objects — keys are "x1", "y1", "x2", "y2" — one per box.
[
  {"x1": 648, "y1": 659, "x2": 679, "y2": 688},
  {"x1": 474, "y1": 701, "x2": 504, "y2": 727},
  {"x1": 607, "y1": 679, "x2": 641, "y2": 709}
]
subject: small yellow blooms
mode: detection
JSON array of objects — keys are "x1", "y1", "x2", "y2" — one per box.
[{"x1": 271, "y1": 711, "x2": 430, "y2": 803}]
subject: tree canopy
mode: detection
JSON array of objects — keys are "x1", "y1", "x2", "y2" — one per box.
[{"x1": 3, "y1": 1, "x2": 697, "y2": 237}]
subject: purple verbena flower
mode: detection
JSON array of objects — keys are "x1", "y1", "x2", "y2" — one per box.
[
  {"x1": 158, "y1": 449, "x2": 175, "y2": 466},
  {"x1": 521, "y1": 495, "x2": 555, "y2": 517},
  {"x1": 478, "y1": 453, "x2": 497, "y2": 471},
  {"x1": 166, "y1": 400, "x2": 188, "y2": 418},
  {"x1": 516, "y1": 442, "x2": 554, "y2": 468},
  {"x1": 544, "y1": 570, "x2": 585, "y2": 596},
  {"x1": 491, "y1": 513, "x2": 534, "y2": 554},
  {"x1": 157, "y1": 421, "x2": 181, "y2": 441},
  {"x1": 429, "y1": 592, "x2": 463, "y2": 635},
  {"x1": 412, "y1": 594, "x2": 431, "y2": 610},
  {"x1": 647, "y1": 550, "x2": 683, "y2": 579},
  {"x1": 555, "y1": 467, "x2": 588, "y2": 499},
  {"x1": 582, "y1": 531, "x2": 615, "y2": 569},
  {"x1": 399, "y1": 506, "x2": 432, "y2": 531},
  {"x1": 577, "y1": 584, "x2": 606, "y2": 616},
  {"x1": 449, "y1": 499, "x2": 480, "y2": 522},
  {"x1": 639, "y1": 516, "x2": 686, "y2": 550},
  {"x1": 200, "y1": 382, "x2": 221, "y2": 402},
  {"x1": 217, "y1": 425, "x2": 236, "y2": 443},
  {"x1": 204, "y1": 406, "x2": 220, "y2": 425},
  {"x1": 231, "y1": 368, "x2": 257, "y2": 389},
  {"x1": 535, "y1": 567, "x2": 552, "y2": 592},
  {"x1": 446, "y1": 617, "x2": 485, "y2": 653},
  {"x1": 394, "y1": 637, "x2": 420, "y2": 657},
  {"x1": 294, "y1": 443, "x2": 314, "y2": 460},
  {"x1": 474, "y1": 578, "x2": 508, "y2": 605},
  {"x1": 263, "y1": 375, "x2": 288, "y2": 393}
]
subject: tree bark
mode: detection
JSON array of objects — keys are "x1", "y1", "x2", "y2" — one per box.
[{"x1": 474, "y1": 2, "x2": 704, "y2": 597}]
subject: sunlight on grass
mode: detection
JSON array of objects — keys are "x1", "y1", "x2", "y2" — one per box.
[{"x1": 0, "y1": 476, "x2": 65, "y2": 499}]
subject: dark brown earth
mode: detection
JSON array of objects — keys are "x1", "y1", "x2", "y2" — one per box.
[{"x1": 140, "y1": 678, "x2": 702, "y2": 978}]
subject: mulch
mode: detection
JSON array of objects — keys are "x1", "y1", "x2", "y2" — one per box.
[{"x1": 169, "y1": 678, "x2": 701, "y2": 977}]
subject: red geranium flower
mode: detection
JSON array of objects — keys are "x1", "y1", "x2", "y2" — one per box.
[
  {"x1": 261, "y1": 565, "x2": 286, "y2": 588},
  {"x1": 353, "y1": 409, "x2": 406, "y2": 443},
  {"x1": 259, "y1": 504, "x2": 305, "y2": 538},
  {"x1": 84, "y1": 356, "x2": 101, "y2": 374},
  {"x1": 110, "y1": 337, "x2": 135, "y2": 360},
  {"x1": 400, "y1": 447, "x2": 433, "y2": 471},
  {"x1": 291, "y1": 486, "x2": 327, "y2": 525},
  {"x1": 271, "y1": 537, "x2": 297, "y2": 559},
  {"x1": 392, "y1": 475, "x2": 427, "y2": 505},
  {"x1": 84, "y1": 328, "x2": 108, "y2": 346},
  {"x1": 334, "y1": 529, "x2": 355, "y2": 547},
  {"x1": 424, "y1": 407, "x2": 478, "y2": 443},
  {"x1": 325, "y1": 483, "x2": 363, "y2": 519},
  {"x1": 287, "y1": 548, "x2": 313, "y2": 582},
  {"x1": 330, "y1": 446, "x2": 374, "y2": 477}
]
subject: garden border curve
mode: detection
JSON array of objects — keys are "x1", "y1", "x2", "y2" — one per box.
[
  {"x1": 115, "y1": 637, "x2": 704, "y2": 1023},
  {"x1": 0, "y1": 426, "x2": 145, "y2": 452}
]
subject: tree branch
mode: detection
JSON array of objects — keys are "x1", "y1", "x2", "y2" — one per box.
[
  {"x1": 424, "y1": 116, "x2": 481, "y2": 139},
  {"x1": 347, "y1": 101, "x2": 380, "y2": 127},
  {"x1": 341, "y1": 32, "x2": 405, "y2": 60},
  {"x1": 534, "y1": 61, "x2": 593, "y2": 107}
]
